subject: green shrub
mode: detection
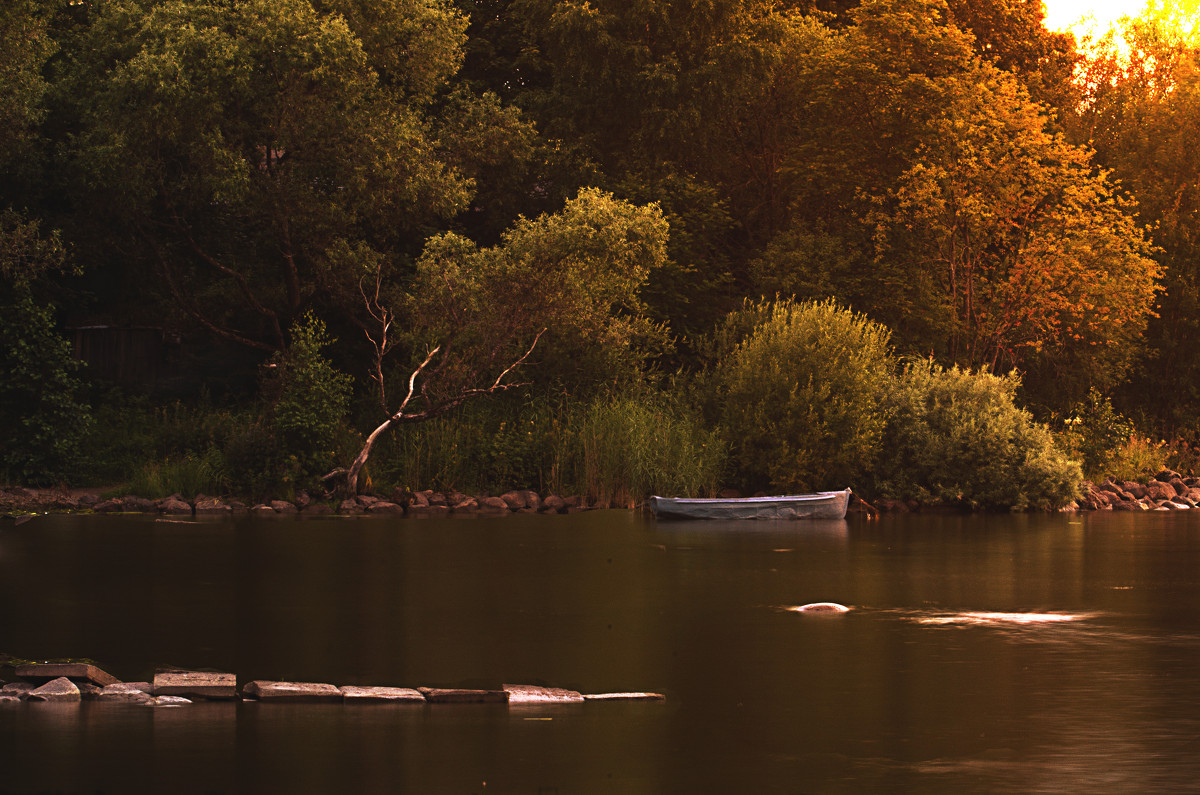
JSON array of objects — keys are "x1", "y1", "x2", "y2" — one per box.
[
  {"x1": 0, "y1": 290, "x2": 94, "y2": 484},
  {"x1": 1058, "y1": 388, "x2": 1136, "y2": 479},
  {"x1": 1104, "y1": 435, "x2": 1169, "y2": 483},
  {"x1": 715, "y1": 299, "x2": 893, "y2": 493},
  {"x1": 873, "y1": 362, "x2": 1081, "y2": 510},
  {"x1": 270, "y1": 313, "x2": 353, "y2": 488}
]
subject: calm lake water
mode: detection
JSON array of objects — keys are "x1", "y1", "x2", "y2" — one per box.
[{"x1": 2, "y1": 509, "x2": 1200, "y2": 793}]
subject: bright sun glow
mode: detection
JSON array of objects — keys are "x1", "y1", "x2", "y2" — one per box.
[{"x1": 1043, "y1": 0, "x2": 1150, "y2": 39}]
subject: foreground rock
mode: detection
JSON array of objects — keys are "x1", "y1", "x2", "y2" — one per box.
[
  {"x1": 27, "y1": 677, "x2": 81, "y2": 702},
  {"x1": 242, "y1": 680, "x2": 342, "y2": 702}
]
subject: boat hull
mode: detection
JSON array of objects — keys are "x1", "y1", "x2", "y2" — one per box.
[{"x1": 649, "y1": 489, "x2": 851, "y2": 520}]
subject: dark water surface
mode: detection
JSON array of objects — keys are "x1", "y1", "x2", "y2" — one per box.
[{"x1": 2, "y1": 510, "x2": 1200, "y2": 793}]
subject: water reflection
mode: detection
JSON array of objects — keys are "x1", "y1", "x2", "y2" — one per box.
[{"x1": 2, "y1": 510, "x2": 1200, "y2": 792}]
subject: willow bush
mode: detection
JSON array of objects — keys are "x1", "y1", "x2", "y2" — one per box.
[
  {"x1": 715, "y1": 299, "x2": 894, "y2": 493},
  {"x1": 872, "y1": 362, "x2": 1081, "y2": 510}
]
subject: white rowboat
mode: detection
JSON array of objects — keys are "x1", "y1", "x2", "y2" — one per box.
[{"x1": 649, "y1": 489, "x2": 851, "y2": 520}]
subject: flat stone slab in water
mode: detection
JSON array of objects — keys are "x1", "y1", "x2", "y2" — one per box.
[
  {"x1": 340, "y1": 686, "x2": 426, "y2": 702},
  {"x1": 17, "y1": 663, "x2": 120, "y2": 687},
  {"x1": 242, "y1": 680, "x2": 343, "y2": 702},
  {"x1": 27, "y1": 676, "x2": 81, "y2": 702},
  {"x1": 153, "y1": 671, "x2": 237, "y2": 699},
  {"x1": 582, "y1": 692, "x2": 666, "y2": 701},
  {"x1": 418, "y1": 687, "x2": 509, "y2": 704},
  {"x1": 503, "y1": 684, "x2": 585, "y2": 704}
]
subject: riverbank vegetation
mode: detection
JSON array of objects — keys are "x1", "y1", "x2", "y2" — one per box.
[{"x1": 3, "y1": 0, "x2": 1198, "y2": 510}]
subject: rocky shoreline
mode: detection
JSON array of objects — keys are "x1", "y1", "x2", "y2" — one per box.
[
  {"x1": 1076, "y1": 470, "x2": 1200, "y2": 512},
  {"x1": 2, "y1": 471, "x2": 1199, "y2": 518},
  {"x1": 0, "y1": 486, "x2": 607, "y2": 518}
]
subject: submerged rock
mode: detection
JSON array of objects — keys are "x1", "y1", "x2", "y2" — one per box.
[
  {"x1": 146, "y1": 695, "x2": 192, "y2": 707},
  {"x1": 96, "y1": 684, "x2": 153, "y2": 704},
  {"x1": 791, "y1": 602, "x2": 851, "y2": 614},
  {"x1": 1, "y1": 682, "x2": 35, "y2": 699}
]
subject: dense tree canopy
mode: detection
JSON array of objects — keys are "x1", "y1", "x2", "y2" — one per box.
[
  {"x1": 1064, "y1": 4, "x2": 1200, "y2": 427},
  {"x1": 6, "y1": 0, "x2": 1199, "y2": 492},
  {"x1": 56, "y1": 0, "x2": 531, "y2": 352},
  {"x1": 733, "y1": 0, "x2": 1159, "y2": 407}
]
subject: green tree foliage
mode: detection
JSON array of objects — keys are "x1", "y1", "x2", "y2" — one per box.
[
  {"x1": 733, "y1": 0, "x2": 1158, "y2": 411},
  {"x1": 715, "y1": 299, "x2": 893, "y2": 493},
  {"x1": 1058, "y1": 388, "x2": 1136, "y2": 480},
  {"x1": 872, "y1": 361, "x2": 1081, "y2": 510},
  {"x1": 1064, "y1": 5, "x2": 1200, "y2": 429},
  {"x1": 0, "y1": 213, "x2": 93, "y2": 485},
  {"x1": 58, "y1": 0, "x2": 532, "y2": 352},
  {"x1": 270, "y1": 313, "x2": 353, "y2": 485},
  {"x1": 409, "y1": 188, "x2": 670, "y2": 390},
  {"x1": 337, "y1": 189, "x2": 670, "y2": 492},
  {"x1": 0, "y1": 0, "x2": 54, "y2": 184},
  {"x1": 942, "y1": 0, "x2": 1078, "y2": 108}
]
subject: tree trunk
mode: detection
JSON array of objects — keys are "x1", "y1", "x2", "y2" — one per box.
[{"x1": 344, "y1": 416, "x2": 394, "y2": 496}]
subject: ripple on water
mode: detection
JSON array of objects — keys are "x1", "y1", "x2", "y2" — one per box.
[{"x1": 916, "y1": 611, "x2": 1093, "y2": 626}]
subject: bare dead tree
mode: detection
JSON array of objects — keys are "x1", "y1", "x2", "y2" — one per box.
[
  {"x1": 324, "y1": 329, "x2": 546, "y2": 496},
  {"x1": 358, "y1": 267, "x2": 396, "y2": 413}
]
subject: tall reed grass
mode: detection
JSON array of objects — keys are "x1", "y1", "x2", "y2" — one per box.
[
  {"x1": 566, "y1": 392, "x2": 725, "y2": 507},
  {"x1": 123, "y1": 449, "x2": 228, "y2": 499},
  {"x1": 370, "y1": 389, "x2": 726, "y2": 503}
]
